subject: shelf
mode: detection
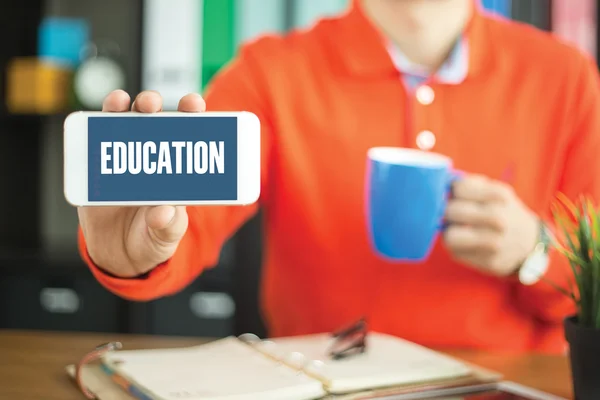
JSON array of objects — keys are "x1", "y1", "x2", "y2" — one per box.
[
  {"x1": 0, "y1": 247, "x2": 86, "y2": 274},
  {"x1": 0, "y1": 111, "x2": 71, "y2": 122}
]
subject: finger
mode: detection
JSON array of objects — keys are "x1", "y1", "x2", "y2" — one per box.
[
  {"x1": 443, "y1": 225, "x2": 500, "y2": 253},
  {"x1": 102, "y1": 90, "x2": 131, "y2": 112},
  {"x1": 451, "y1": 252, "x2": 499, "y2": 276},
  {"x1": 452, "y1": 174, "x2": 512, "y2": 203},
  {"x1": 178, "y1": 93, "x2": 206, "y2": 112},
  {"x1": 445, "y1": 200, "x2": 505, "y2": 231},
  {"x1": 145, "y1": 206, "x2": 188, "y2": 244},
  {"x1": 131, "y1": 91, "x2": 163, "y2": 113}
]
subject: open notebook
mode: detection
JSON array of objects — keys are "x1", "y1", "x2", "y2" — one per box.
[{"x1": 66, "y1": 332, "x2": 501, "y2": 400}]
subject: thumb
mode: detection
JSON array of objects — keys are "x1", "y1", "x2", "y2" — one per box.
[{"x1": 145, "y1": 206, "x2": 188, "y2": 245}]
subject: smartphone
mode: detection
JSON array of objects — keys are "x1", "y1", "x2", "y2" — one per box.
[
  {"x1": 63, "y1": 111, "x2": 261, "y2": 206},
  {"x1": 378, "y1": 381, "x2": 567, "y2": 400}
]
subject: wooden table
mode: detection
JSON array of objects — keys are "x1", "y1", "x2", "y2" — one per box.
[{"x1": 0, "y1": 329, "x2": 573, "y2": 399}]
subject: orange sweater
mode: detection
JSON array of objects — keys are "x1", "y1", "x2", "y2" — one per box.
[{"x1": 80, "y1": 2, "x2": 600, "y2": 353}]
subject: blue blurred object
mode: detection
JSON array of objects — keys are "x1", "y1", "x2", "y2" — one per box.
[
  {"x1": 365, "y1": 148, "x2": 459, "y2": 262},
  {"x1": 38, "y1": 17, "x2": 90, "y2": 67},
  {"x1": 481, "y1": 0, "x2": 511, "y2": 17}
]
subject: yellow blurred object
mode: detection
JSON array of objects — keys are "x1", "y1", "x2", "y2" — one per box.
[{"x1": 6, "y1": 57, "x2": 72, "y2": 114}]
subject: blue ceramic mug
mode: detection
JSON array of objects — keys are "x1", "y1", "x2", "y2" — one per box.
[{"x1": 365, "y1": 147, "x2": 461, "y2": 262}]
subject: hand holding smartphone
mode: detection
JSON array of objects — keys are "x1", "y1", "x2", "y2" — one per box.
[{"x1": 69, "y1": 90, "x2": 260, "y2": 279}]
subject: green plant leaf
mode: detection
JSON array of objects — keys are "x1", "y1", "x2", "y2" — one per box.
[
  {"x1": 556, "y1": 192, "x2": 579, "y2": 221},
  {"x1": 586, "y1": 202, "x2": 600, "y2": 328},
  {"x1": 549, "y1": 195, "x2": 600, "y2": 328},
  {"x1": 541, "y1": 275, "x2": 577, "y2": 302},
  {"x1": 554, "y1": 209, "x2": 578, "y2": 255}
]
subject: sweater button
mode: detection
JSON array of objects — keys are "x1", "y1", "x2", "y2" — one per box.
[
  {"x1": 416, "y1": 85, "x2": 435, "y2": 105},
  {"x1": 416, "y1": 130, "x2": 436, "y2": 150}
]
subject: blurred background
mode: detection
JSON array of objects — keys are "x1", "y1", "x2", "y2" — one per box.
[{"x1": 0, "y1": 0, "x2": 596, "y2": 340}]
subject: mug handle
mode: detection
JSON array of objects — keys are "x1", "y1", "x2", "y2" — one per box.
[
  {"x1": 447, "y1": 169, "x2": 465, "y2": 193},
  {"x1": 439, "y1": 169, "x2": 465, "y2": 231}
]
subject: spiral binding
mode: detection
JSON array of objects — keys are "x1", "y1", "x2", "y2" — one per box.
[
  {"x1": 238, "y1": 332, "x2": 328, "y2": 377},
  {"x1": 237, "y1": 317, "x2": 367, "y2": 378}
]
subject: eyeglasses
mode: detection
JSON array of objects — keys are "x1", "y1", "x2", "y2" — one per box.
[{"x1": 328, "y1": 317, "x2": 368, "y2": 360}]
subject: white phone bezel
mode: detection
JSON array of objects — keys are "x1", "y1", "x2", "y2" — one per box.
[{"x1": 63, "y1": 111, "x2": 261, "y2": 207}]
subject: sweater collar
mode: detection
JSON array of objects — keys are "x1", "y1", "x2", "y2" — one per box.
[{"x1": 333, "y1": 0, "x2": 492, "y2": 80}]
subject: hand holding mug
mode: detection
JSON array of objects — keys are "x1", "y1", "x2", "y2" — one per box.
[
  {"x1": 365, "y1": 147, "x2": 539, "y2": 277},
  {"x1": 443, "y1": 174, "x2": 540, "y2": 277}
]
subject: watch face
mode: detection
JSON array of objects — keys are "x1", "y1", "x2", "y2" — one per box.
[
  {"x1": 519, "y1": 247, "x2": 550, "y2": 286},
  {"x1": 74, "y1": 57, "x2": 126, "y2": 109}
]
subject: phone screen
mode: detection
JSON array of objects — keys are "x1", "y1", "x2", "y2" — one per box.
[
  {"x1": 426, "y1": 390, "x2": 541, "y2": 400},
  {"x1": 87, "y1": 115, "x2": 238, "y2": 202}
]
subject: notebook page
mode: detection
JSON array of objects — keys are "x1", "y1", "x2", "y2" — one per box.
[
  {"x1": 267, "y1": 332, "x2": 472, "y2": 394},
  {"x1": 102, "y1": 337, "x2": 326, "y2": 400}
]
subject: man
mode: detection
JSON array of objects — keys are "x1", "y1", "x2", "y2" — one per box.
[{"x1": 77, "y1": 0, "x2": 600, "y2": 353}]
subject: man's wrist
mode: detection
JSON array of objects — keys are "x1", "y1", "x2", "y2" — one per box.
[
  {"x1": 87, "y1": 250, "x2": 156, "y2": 280},
  {"x1": 95, "y1": 264, "x2": 151, "y2": 280}
]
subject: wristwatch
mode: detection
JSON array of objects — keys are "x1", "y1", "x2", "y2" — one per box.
[{"x1": 518, "y1": 220, "x2": 553, "y2": 286}]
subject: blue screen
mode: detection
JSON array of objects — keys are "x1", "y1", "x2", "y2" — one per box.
[{"x1": 88, "y1": 116, "x2": 238, "y2": 202}]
